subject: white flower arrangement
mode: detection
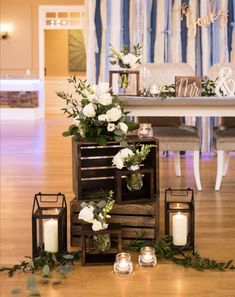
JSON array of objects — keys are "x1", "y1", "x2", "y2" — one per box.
[
  {"x1": 57, "y1": 78, "x2": 131, "y2": 146},
  {"x1": 78, "y1": 191, "x2": 115, "y2": 232},
  {"x1": 109, "y1": 44, "x2": 142, "y2": 69},
  {"x1": 112, "y1": 144, "x2": 156, "y2": 171}
]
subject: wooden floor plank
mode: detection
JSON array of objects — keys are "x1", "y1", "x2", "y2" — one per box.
[{"x1": 0, "y1": 114, "x2": 235, "y2": 297}]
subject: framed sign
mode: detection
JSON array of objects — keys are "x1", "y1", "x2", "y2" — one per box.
[
  {"x1": 175, "y1": 76, "x2": 202, "y2": 97},
  {"x1": 109, "y1": 70, "x2": 140, "y2": 96}
]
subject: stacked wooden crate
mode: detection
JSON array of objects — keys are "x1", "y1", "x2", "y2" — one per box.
[{"x1": 70, "y1": 136, "x2": 159, "y2": 247}]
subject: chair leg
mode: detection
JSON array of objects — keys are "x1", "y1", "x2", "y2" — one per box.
[
  {"x1": 215, "y1": 150, "x2": 224, "y2": 191},
  {"x1": 174, "y1": 151, "x2": 181, "y2": 176},
  {"x1": 193, "y1": 150, "x2": 202, "y2": 191},
  {"x1": 223, "y1": 151, "x2": 229, "y2": 176}
]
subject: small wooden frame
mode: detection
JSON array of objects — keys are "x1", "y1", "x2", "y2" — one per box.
[
  {"x1": 114, "y1": 168, "x2": 154, "y2": 204},
  {"x1": 81, "y1": 223, "x2": 122, "y2": 266},
  {"x1": 175, "y1": 76, "x2": 202, "y2": 97},
  {"x1": 109, "y1": 70, "x2": 140, "y2": 96}
]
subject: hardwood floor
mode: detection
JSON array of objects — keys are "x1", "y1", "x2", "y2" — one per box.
[{"x1": 1, "y1": 114, "x2": 235, "y2": 297}]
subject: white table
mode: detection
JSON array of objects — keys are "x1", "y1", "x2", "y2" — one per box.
[{"x1": 123, "y1": 96, "x2": 235, "y2": 117}]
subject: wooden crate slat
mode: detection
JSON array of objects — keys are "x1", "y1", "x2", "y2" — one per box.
[
  {"x1": 72, "y1": 137, "x2": 159, "y2": 201},
  {"x1": 109, "y1": 215, "x2": 155, "y2": 227},
  {"x1": 111, "y1": 203, "x2": 156, "y2": 215}
]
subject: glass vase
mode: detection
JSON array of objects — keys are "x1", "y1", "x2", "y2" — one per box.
[
  {"x1": 118, "y1": 72, "x2": 129, "y2": 93},
  {"x1": 126, "y1": 171, "x2": 143, "y2": 191},
  {"x1": 93, "y1": 233, "x2": 111, "y2": 253}
]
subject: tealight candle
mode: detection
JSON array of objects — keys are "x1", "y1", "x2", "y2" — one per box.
[
  {"x1": 113, "y1": 252, "x2": 133, "y2": 275},
  {"x1": 138, "y1": 246, "x2": 157, "y2": 268}
]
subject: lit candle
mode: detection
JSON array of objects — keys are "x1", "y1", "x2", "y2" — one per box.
[
  {"x1": 113, "y1": 252, "x2": 133, "y2": 275},
  {"x1": 138, "y1": 246, "x2": 157, "y2": 267},
  {"x1": 43, "y1": 219, "x2": 58, "y2": 253},
  {"x1": 172, "y1": 212, "x2": 187, "y2": 246}
]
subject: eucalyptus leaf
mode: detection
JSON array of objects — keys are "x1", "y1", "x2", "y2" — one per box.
[
  {"x1": 52, "y1": 254, "x2": 58, "y2": 263},
  {"x1": 62, "y1": 254, "x2": 74, "y2": 260},
  {"x1": 29, "y1": 290, "x2": 41, "y2": 296},
  {"x1": 42, "y1": 265, "x2": 50, "y2": 277},
  {"x1": 38, "y1": 278, "x2": 49, "y2": 285},
  {"x1": 80, "y1": 202, "x2": 87, "y2": 208},
  {"x1": 97, "y1": 200, "x2": 106, "y2": 208},
  {"x1": 11, "y1": 288, "x2": 21, "y2": 294},
  {"x1": 51, "y1": 279, "x2": 61, "y2": 285},
  {"x1": 27, "y1": 275, "x2": 36, "y2": 289},
  {"x1": 59, "y1": 263, "x2": 74, "y2": 275}
]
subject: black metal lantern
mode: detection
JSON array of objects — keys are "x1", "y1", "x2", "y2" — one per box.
[
  {"x1": 32, "y1": 192, "x2": 67, "y2": 258},
  {"x1": 165, "y1": 188, "x2": 195, "y2": 251}
]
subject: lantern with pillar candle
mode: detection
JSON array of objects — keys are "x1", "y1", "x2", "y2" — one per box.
[
  {"x1": 164, "y1": 188, "x2": 195, "y2": 251},
  {"x1": 32, "y1": 192, "x2": 67, "y2": 258}
]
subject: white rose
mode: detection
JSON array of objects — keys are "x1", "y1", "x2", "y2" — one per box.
[
  {"x1": 98, "y1": 93, "x2": 112, "y2": 106},
  {"x1": 121, "y1": 54, "x2": 130, "y2": 66},
  {"x1": 106, "y1": 107, "x2": 122, "y2": 122},
  {"x1": 73, "y1": 116, "x2": 80, "y2": 127},
  {"x1": 78, "y1": 206, "x2": 94, "y2": 223},
  {"x1": 98, "y1": 114, "x2": 107, "y2": 122},
  {"x1": 150, "y1": 85, "x2": 160, "y2": 95},
  {"x1": 112, "y1": 153, "x2": 124, "y2": 169},
  {"x1": 127, "y1": 53, "x2": 139, "y2": 68},
  {"x1": 107, "y1": 123, "x2": 115, "y2": 132},
  {"x1": 119, "y1": 122, "x2": 128, "y2": 133},
  {"x1": 87, "y1": 93, "x2": 98, "y2": 103},
  {"x1": 92, "y1": 82, "x2": 110, "y2": 95},
  {"x1": 120, "y1": 148, "x2": 134, "y2": 159},
  {"x1": 92, "y1": 219, "x2": 108, "y2": 231},
  {"x1": 83, "y1": 103, "x2": 96, "y2": 118},
  {"x1": 129, "y1": 164, "x2": 140, "y2": 171},
  {"x1": 81, "y1": 89, "x2": 91, "y2": 97}
]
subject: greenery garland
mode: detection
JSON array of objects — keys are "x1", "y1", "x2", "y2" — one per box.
[
  {"x1": 124, "y1": 236, "x2": 235, "y2": 271},
  {"x1": 139, "y1": 77, "x2": 217, "y2": 98}
]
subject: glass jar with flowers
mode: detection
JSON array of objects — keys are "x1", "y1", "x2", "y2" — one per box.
[
  {"x1": 78, "y1": 191, "x2": 115, "y2": 252},
  {"x1": 112, "y1": 144, "x2": 156, "y2": 191},
  {"x1": 56, "y1": 78, "x2": 134, "y2": 146},
  {"x1": 109, "y1": 44, "x2": 142, "y2": 92}
]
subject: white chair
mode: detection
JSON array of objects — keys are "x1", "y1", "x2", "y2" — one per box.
[
  {"x1": 214, "y1": 118, "x2": 235, "y2": 191},
  {"x1": 137, "y1": 63, "x2": 202, "y2": 191}
]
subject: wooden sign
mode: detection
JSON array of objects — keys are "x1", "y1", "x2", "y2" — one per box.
[{"x1": 175, "y1": 76, "x2": 202, "y2": 97}]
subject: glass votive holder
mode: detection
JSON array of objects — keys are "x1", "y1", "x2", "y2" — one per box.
[
  {"x1": 138, "y1": 123, "x2": 153, "y2": 139},
  {"x1": 113, "y1": 252, "x2": 133, "y2": 276},
  {"x1": 138, "y1": 246, "x2": 157, "y2": 268}
]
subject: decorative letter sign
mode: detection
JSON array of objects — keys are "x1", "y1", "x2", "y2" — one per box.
[{"x1": 175, "y1": 76, "x2": 202, "y2": 97}]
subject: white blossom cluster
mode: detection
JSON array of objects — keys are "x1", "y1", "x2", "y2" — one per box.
[
  {"x1": 112, "y1": 147, "x2": 139, "y2": 171},
  {"x1": 78, "y1": 205, "x2": 108, "y2": 231},
  {"x1": 109, "y1": 44, "x2": 141, "y2": 69}
]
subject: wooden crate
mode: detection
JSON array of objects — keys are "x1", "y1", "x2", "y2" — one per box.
[
  {"x1": 114, "y1": 167, "x2": 154, "y2": 203},
  {"x1": 70, "y1": 196, "x2": 159, "y2": 247},
  {"x1": 72, "y1": 137, "x2": 159, "y2": 201}
]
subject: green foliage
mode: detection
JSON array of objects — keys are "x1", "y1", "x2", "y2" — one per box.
[
  {"x1": 11, "y1": 288, "x2": 21, "y2": 295},
  {"x1": 0, "y1": 250, "x2": 80, "y2": 277},
  {"x1": 140, "y1": 77, "x2": 217, "y2": 98},
  {"x1": 125, "y1": 236, "x2": 235, "y2": 272},
  {"x1": 124, "y1": 144, "x2": 156, "y2": 169}
]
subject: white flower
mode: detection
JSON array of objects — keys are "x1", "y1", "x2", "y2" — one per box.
[
  {"x1": 107, "y1": 123, "x2": 115, "y2": 132},
  {"x1": 150, "y1": 85, "x2": 160, "y2": 95},
  {"x1": 128, "y1": 53, "x2": 139, "y2": 68},
  {"x1": 119, "y1": 122, "x2": 128, "y2": 133},
  {"x1": 83, "y1": 103, "x2": 96, "y2": 118},
  {"x1": 106, "y1": 107, "x2": 122, "y2": 122},
  {"x1": 78, "y1": 206, "x2": 94, "y2": 223},
  {"x1": 121, "y1": 54, "x2": 130, "y2": 66},
  {"x1": 129, "y1": 164, "x2": 140, "y2": 171},
  {"x1": 98, "y1": 114, "x2": 107, "y2": 122},
  {"x1": 92, "y1": 219, "x2": 108, "y2": 231},
  {"x1": 81, "y1": 89, "x2": 91, "y2": 97},
  {"x1": 120, "y1": 148, "x2": 134, "y2": 159},
  {"x1": 98, "y1": 93, "x2": 112, "y2": 106},
  {"x1": 73, "y1": 116, "x2": 80, "y2": 127},
  {"x1": 87, "y1": 93, "x2": 98, "y2": 103},
  {"x1": 112, "y1": 153, "x2": 124, "y2": 169},
  {"x1": 92, "y1": 82, "x2": 110, "y2": 95}
]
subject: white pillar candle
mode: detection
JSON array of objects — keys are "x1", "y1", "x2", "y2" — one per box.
[
  {"x1": 43, "y1": 219, "x2": 58, "y2": 253},
  {"x1": 172, "y1": 212, "x2": 187, "y2": 246}
]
